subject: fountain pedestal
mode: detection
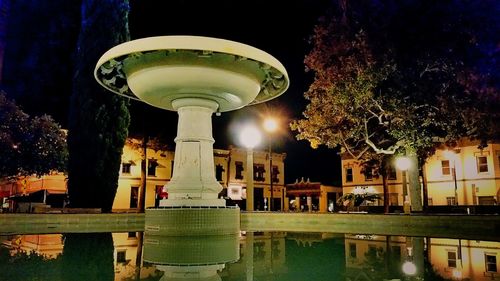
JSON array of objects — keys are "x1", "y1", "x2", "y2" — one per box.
[{"x1": 161, "y1": 98, "x2": 224, "y2": 207}]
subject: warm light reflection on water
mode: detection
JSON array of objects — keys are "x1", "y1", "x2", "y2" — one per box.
[{"x1": 0, "y1": 231, "x2": 498, "y2": 280}]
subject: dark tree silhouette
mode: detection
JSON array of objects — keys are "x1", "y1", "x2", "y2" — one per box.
[
  {"x1": 67, "y1": 0, "x2": 130, "y2": 212},
  {"x1": 62, "y1": 233, "x2": 114, "y2": 281}
]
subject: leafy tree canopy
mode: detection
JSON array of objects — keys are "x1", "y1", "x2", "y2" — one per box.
[
  {"x1": 291, "y1": 0, "x2": 500, "y2": 161},
  {"x1": 0, "y1": 92, "x2": 67, "y2": 178}
]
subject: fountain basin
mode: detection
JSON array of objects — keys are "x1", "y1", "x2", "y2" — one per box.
[{"x1": 94, "y1": 36, "x2": 289, "y2": 112}]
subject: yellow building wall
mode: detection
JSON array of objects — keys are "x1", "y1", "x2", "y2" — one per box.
[
  {"x1": 429, "y1": 238, "x2": 500, "y2": 281},
  {"x1": 226, "y1": 148, "x2": 286, "y2": 208},
  {"x1": 114, "y1": 142, "x2": 287, "y2": 211},
  {"x1": 425, "y1": 142, "x2": 500, "y2": 205},
  {"x1": 342, "y1": 158, "x2": 405, "y2": 206},
  {"x1": 113, "y1": 144, "x2": 174, "y2": 210},
  {"x1": 341, "y1": 141, "x2": 500, "y2": 206}
]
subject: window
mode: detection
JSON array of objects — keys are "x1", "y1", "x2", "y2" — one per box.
[
  {"x1": 215, "y1": 164, "x2": 225, "y2": 181},
  {"x1": 272, "y1": 240, "x2": 281, "y2": 257},
  {"x1": 148, "y1": 159, "x2": 158, "y2": 176},
  {"x1": 447, "y1": 251, "x2": 457, "y2": 268},
  {"x1": 368, "y1": 244, "x2": 377, "y2": 255},
  {"x1": 389, "y1": 193, "x2": 399, "y2": 206},
  {"x1": 116, "y1": 250, "x2": 127, "y2": 263},
  {"x1": 478, "y1": 196, "x2": 496, "y2": 205},
  {"x1": 485, "y1": 254, "x2": 497, "y2": 272},
  {"x1": 122, "y1": 163, "x2": 131, "y2": 174},
  {"x1": 388, "y1": 166, "x2": 397, "y2": 180},
  {"x1": 441, "y1": 160, "x2": 451, "y2": 176},
  {"x1": 272, "y1": 165, "x2": 279, "y2": 183},
  {"x1": 254, "y1": 164, "x2": 265, "y2": 181},
  {"x1": 235, "y1": 161, "x2": 244, "y2": 180},
  {"x1": 155, "y1": 185, "x2": 166, "y2": 206},
  {"x1": 391, "y1": 246, "x2": 401, "y2": 259},
  {"x1": 349, "y1": 243, "x2": 357, "y2": 258},
  {"x1": 446, "y1": 197, "x2": 456, "y2": 206},
  {"x1": 128, "y1": 232, "x2": 136, "y2": 238},
  {"x1": 346, "y1": 167, "x2": 353, "y2": 182},
  {"x1": 477, "y1": 156, "x2": 488, "y2": 173},
  {"x1": 254, "y1": 242, "x2": 266, "y2": 260},
  {"x1": 364, "y1": 168, "x2": 373, "y2": 181},
  {"x1": 364, "y1": 195, "x2": 382, "y2": 206},
  {"x1": 130, "y1": 186, "x2": 139, "y2": 208}
]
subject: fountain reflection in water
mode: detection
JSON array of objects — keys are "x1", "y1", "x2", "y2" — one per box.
[{"x1": 143, "y1": 233, "x2": 239, "y2": 281}]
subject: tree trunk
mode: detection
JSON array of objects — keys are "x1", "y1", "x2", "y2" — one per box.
[
  {"x1": 134, "y1": 231, "x2": 144, "y2": 280},
  {"x1": 138, "y1": 136, "x2": 148, "y2": 212},
  {"x1": 408, "y1": 154, "x2": 423, "y2": 211},
  {"x1": 383, "y1": 173, "x2": 389, "y2": 214},
  {"x1": 420, "y1": 162, "x2": 428, "y2": 212}
]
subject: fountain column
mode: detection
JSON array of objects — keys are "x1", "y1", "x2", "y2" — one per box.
[{"x1": 161, "y1": 98, "x2": 224, "y2": 207}]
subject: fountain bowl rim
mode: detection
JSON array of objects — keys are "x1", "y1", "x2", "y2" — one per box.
[{"x1": 94, "y1": 35, "x2": 289, "y2": 108}]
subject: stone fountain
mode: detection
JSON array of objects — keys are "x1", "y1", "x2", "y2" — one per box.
[{"x1": 95, "y1": 36, "x2": 288, "y2": 235}]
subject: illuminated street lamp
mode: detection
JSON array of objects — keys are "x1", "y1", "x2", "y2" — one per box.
[
  {"x1": 240, "y1": 125, "x2": 262, "y2": 211},
  {"x1": 396, "y1": 156, "x2": 411, "y2": 214},
  {"x1": 402, "y1": 237, "x2": 417, "y2": 276},
  {"x1": 263, "y1": 117, "x2": 278, "y2": 211},
  {"x1": 402, "y1": 261, "x2": 417, "y2": 276},
  {"x1": 443, "y1": 149, "x2": 459, "y2": 206}
]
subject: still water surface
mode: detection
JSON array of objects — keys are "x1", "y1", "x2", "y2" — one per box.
[{"x1": 0, "y1": 231, "x2": 498, "y2": 281}]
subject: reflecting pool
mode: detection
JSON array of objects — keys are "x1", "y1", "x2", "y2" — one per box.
[{"x1": 0, "y1": 231, "x2": 499, "y2": 281}]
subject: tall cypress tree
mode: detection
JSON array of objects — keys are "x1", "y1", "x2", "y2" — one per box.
[{"x1": 67, "y1": 0, "x2": 130, "y2": 212}]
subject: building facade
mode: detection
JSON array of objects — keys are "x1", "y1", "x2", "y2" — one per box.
[
  {"x1": 285, "y1": 178, "x2": 342, "y2": 212},
  {"x1": 341, "y1": 140, "x2": 500, "y2": 208},
  {"x1": 0, "y1": 139, "x2": 287, "y2": 212},
  {"x1": 114, "y1": 144, "x2": 286, "y2": 211}
]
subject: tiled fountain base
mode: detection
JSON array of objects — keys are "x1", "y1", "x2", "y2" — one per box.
[{"x1": 144, "y1": 206, "x2": 240, "y2": 236}]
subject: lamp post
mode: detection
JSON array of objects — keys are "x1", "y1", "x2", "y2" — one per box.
[
  {"x1": 240, "y1": 125, "x2": 261, "y2": 211},
  {"x1": 263, "y1": 118, "x2": 278, "y2": 211},
  {"x1": 396, "y1": 156, "x2": 411, "y2": 214},
  {"x1": 444, "y1": 150, "x2": 459, "y2": 206}
]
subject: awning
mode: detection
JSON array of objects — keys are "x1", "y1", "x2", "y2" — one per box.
[
  {"x1": 286, "y1": 189, "x2": 321, "y2": 197},
  {"x1": 10, "y1": 188, "x2": 66, "y2": 198},
  {"x1": 0, "y1": 191, "x2": 10, "y2": 197}
]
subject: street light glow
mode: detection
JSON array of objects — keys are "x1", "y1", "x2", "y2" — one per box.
[
  {"x1": 395, "y1": 156, "x2": 411, "y2": 171},
  {"x1": 402, "y1": 261, "x2": 417, "y2": 275},
  {"x1": 240, "y1": 125, "x2": 262, "y2": 148},
  {"x1": 263, "y1": 118, "x2": 278, "y2": 133}
]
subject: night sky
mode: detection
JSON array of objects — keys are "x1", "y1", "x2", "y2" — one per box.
[
  {"x1": 2, "y1": 0, "x2": 342, "y2": 185},
  {"x1": 127, "y1": 0, "x2": 341, "y2": 185}
]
